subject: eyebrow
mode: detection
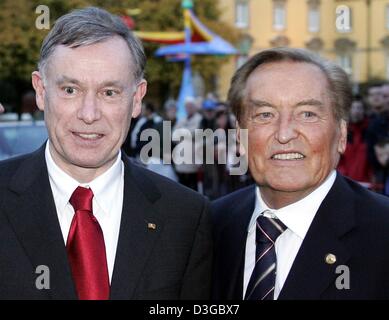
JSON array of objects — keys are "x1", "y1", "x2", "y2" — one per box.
[
  {"x1": 247, "y1": 98, "x2": 324, "y2": 108},
  {"x1": 247, "y1": 99, "x2": 275, "y2": 108},
  {"x1": 55, "y1": 76, "x2": 81, "y2": 86},
  {"x1": 55, "y1": 76, "x2": 124, "y2": 88},
  {"x1": 295, "y1": 99, "x2": 324, "y2": 108}
]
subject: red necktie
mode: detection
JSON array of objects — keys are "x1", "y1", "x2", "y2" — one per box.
[{"x1": 66, "y1": 186, "x2": 110, "y2": 300}]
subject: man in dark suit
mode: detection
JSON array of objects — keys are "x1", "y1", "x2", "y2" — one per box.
[
  {"x1": 0, "y1": 7, "x2": 212, "y2": 300},
  {"x1": 212, "y1": 48, "x2": 389, "y2": 300}
]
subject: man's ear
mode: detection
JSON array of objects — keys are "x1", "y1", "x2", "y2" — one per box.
[
  {"x1": 131, "y1": 79, "x2": 147, "y2": 118},
  {"x1": 337, "y1": 119, "x2": 348, "y2": 154},
  {"x1": 31, "y1": 71, "x2": 46, "y2": 111}
]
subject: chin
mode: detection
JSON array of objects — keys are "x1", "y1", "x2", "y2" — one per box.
[{"x1": 265, "y1": 177, "x2": 312, "y2": 193}]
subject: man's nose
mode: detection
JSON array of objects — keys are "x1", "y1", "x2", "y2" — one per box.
[
  {"x1": 274, "y1": 114, "x2": 298, "y2": 144},
  {"x1": 77, "y1": 91, "x2": 101, "y2": 124}
]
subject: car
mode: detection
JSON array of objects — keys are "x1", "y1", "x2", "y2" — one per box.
[{"x1": 0, "y1": 121, "x2": 48, "y2": 160}]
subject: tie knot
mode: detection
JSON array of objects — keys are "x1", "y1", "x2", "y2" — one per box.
[
  {"x1": 256, "y1": 214, "x2": 286, "y2": 243},
  {"x1": 70, "y1": 186, "x2": 94, "y2": 212}
]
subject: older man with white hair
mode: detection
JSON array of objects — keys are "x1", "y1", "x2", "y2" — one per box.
[{"x1": 172, "y1": 96, "x2": 202, "y2": 190}]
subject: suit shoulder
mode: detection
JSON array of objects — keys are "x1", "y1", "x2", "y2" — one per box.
[
  {"x1": 0, "y1": 153, "x2": 33, "y2": 180},
  {"x1": 344, "y1": 177, "x2": 389, "y2": 224},
  {"x1": 211, "y1": 185, "x2": 255, "y2": 222},
  {"x1": 212, "y1": 185, "x2": 254, "y2": 208}
]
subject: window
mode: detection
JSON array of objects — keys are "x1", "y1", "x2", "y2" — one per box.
[
  {"x1": 235, "y1": 0, "x2": 249, "y2": 28},
  {"x1": 337, "y1": 53, "x2": 352, "y2": 75},
  {"x1": 308, "y1": 2, "x2": 320, "y2": 33},
  {"x1": 273, "y1": 0, "x2": 286, "y2": 31}
]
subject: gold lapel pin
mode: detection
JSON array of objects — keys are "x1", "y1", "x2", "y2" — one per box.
[
  {"x1": 147, "y1": 223, "x2": 156, "y2": 230},
  {"x1": 325, "y1": 253, "x2": 337, "y2": 265}
]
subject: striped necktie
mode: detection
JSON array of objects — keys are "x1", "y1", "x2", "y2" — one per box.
[{"x1": 245, "y1": 213, "x2": 286, "y2": 300}]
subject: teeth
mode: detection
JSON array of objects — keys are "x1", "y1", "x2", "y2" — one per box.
[
  {"x1": 272, "y1": 153, "x2": 304, "y2": 160},
  {"x1": 77, "y1": 133, "x2": 101, "y2": 139}
]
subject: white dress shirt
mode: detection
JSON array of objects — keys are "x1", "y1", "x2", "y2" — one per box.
[
  {"x1": 45, "y1": 141, "x2": 124, "y2": 283},
  {"x1": 243, "y1": 170, "x2": 337, "y2": 299}
]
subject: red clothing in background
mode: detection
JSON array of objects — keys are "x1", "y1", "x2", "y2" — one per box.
[{"x1": 338, "y1": 118, "x2": 373, "y2": 183}]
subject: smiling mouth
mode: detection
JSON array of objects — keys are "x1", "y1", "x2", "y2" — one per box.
[
  {"x1": 271, "y1": 153, "x2": 305, "y2": 160},
  {"x1": 73, "y1": 132, "x2": 104, "y2": 140}
]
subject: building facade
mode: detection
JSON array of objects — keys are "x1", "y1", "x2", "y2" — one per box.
[{"x1": 218, "y1": 0, "x2": 389, "y2": 99}]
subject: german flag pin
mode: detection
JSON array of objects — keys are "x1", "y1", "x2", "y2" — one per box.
[{"x1": 147, "y1": 223, "x2": 156, "y2": 230}]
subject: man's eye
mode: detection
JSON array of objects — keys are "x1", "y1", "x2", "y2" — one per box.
[
  {"x1": 303, "y1": 111, "x2": 317, "y2": 118},
  {"x1": 255, "y1": 112, "x2": 273, "y2": 121},
  {"x1": 298, "y1": 111, "x2": 319, "y2": 122},
  {"x1": 63, "y1": 87, "x2": 76, "y2": 95},
  {"x1": 104, "y1": 89, "x2": 117, "y2": 97},
  {"x1": 304, "y1": 111, "x2": 314, "y2": 116},
  {"x1": 260, "y1": 112, "x2": 273, "y2": 119},
  {"x1": 251, "y1": 111, "x2": 275, "y2": 123}
]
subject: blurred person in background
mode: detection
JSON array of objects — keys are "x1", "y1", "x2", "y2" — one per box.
[
  {"x1": 338, "y1": 98, "x2": 373, "y2": 186},
  {"x1": 163, "y1": 98, "x2": 177, "y2": 128},
  {"x1": 366, "y1": 84, "x2": 389, "y2": 193},
  {"x1": 134, "y1": 101, "x2": 163, "y2": 157},
  {"x1": 20, "y1": 90, "x2": 39, "y2": 120},
  {"x1": 200, "y1": 98, "x2": 217, "y2": 131},
  {"x1": 213, "y1": 106, "x2": 237, "y2": 197},
  {"x1": 366, "y1": 85, "x2": 384, "y2": 118},
  {"x1": 199, "y1": 98, "x2": 217, "y2": 198},
  {"x1": 172, "y1": 96, "x2": 202, "y2": 191}
]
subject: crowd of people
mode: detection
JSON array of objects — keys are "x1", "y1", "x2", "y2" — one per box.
[
  {"x1": 338, "y1": 84, "x2": 389, "y2": 195},
  {"x1": 123, "y1": 95, "x2": 253, "y2": 200}
]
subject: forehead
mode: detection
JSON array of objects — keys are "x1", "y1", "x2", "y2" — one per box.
[
  {"x1": 351, "y1": 101, "x2": 363, "y2": 108},
  {"x1": 46, "y1": 36, "x2": 134, "y2": 83},
  {"x1": 369, "y1": 87, "x2": 381, "y2": 95},
  {"x1": 381, "y1": 85, "x2": 389, "y2": 95},
  {"x1": 245, "y1": 61, "x2": 330, "y2": 101}
]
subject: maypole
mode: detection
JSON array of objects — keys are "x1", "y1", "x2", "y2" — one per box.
[
  {"x1": 177, "y1": 0, "x2": 195, "y2": 119},
  {"x1": 127, "y1": 0, "x2": 237, "y2": 119}
]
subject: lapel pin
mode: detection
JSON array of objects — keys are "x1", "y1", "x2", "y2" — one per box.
[
  {"x1": 325, "y1": 253, "x2": 337, "y2": 265},
  {"x1": 147, "y1": 222, "x2": 156, "y2": 230}
]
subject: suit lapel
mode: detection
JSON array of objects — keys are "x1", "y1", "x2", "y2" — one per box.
[
  {"x1": 4, "y1": 145, "x2": 76, "y2": 299},
  {"x1": 218, "y1": 186, "x2": 255, "y2": 299},
  {"x1": 278, "y1": 174, "x2": 356, "y2": 299},
  {"x1": 110, "y1": 156, "x2": 164, "y2": 299}
]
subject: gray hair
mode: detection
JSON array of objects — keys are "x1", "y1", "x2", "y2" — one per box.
[
  {"x1": 228, "y1": 47, "x2": 352, "y2": 124},
  {"x1": 38, "y1": 7, "x2": 146, "y2": 82}
]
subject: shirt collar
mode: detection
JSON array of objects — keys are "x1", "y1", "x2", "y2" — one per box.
[
  {"x1": 249, "y1": 170, "x2": 337, "y2": 239},
  {"x1": 45, "y1": 140, "x2": 123, "y2": 215}
]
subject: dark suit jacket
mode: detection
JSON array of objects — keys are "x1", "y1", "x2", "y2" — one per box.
[
  {"x1": 211, "y1": 174, "x2": 389, "y2": 299},
  {"x1": 0, "y1": 145, "x2": 212, "y2": 299}
]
